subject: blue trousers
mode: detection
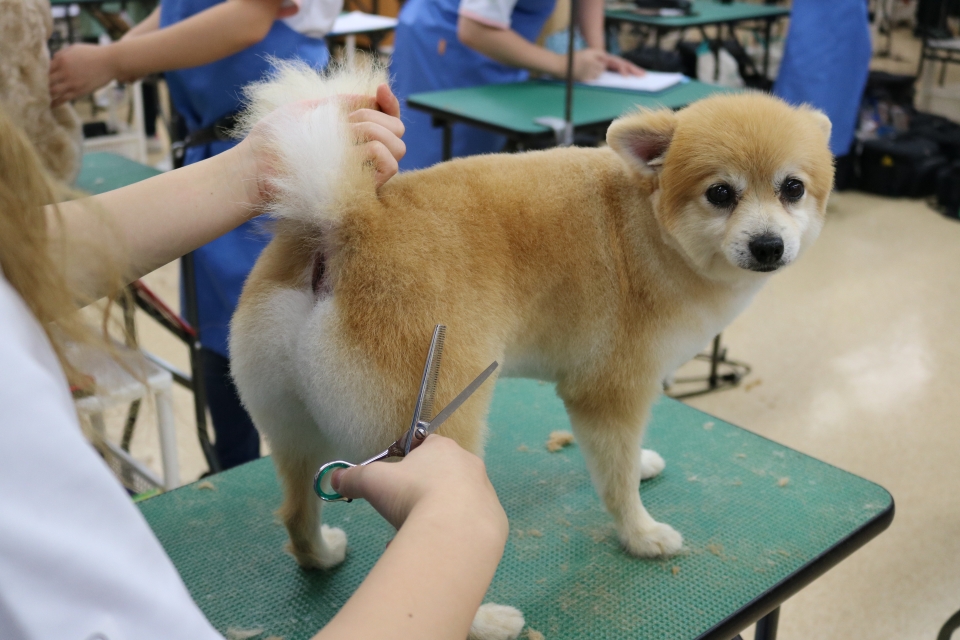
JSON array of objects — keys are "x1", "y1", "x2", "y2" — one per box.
[{"x1": 200, "y1": 348, "x2": 260, "y2": 470}]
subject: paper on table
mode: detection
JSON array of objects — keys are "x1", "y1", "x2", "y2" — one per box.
[
  {"x1": 584, "y1": 71, "x2": 686, "y2": 93},
  {"x1": 330, "y1": 11, "x2": 398, "y2": 35}
]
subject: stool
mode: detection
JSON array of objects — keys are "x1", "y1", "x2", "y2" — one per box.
[{"x1": 69, "y1": 341, "x2": 180, "y2": 491}]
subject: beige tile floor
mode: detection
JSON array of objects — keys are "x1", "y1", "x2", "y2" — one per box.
[{"x1": 101, "y1": 26, "x2": 960, "y2": 640}]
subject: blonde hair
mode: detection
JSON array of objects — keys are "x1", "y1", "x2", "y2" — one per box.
[{"x1": 0, "y1": 104, "x2": 119, "y2": 386}]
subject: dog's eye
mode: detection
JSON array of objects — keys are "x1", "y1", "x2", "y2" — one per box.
[
  {"x1": 706, "y1": 183, "x2": 734, "y2": 207},
  {"x1": 782, "y1": 178, "x2": 805, "y2": 201}
]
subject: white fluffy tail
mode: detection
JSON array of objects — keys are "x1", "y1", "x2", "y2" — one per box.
[{"x1": 236, "y1": 57, "x2": 387, "y2": 228}]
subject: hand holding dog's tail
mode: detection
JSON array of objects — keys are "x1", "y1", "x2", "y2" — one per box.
[{"x1": 235, "y1": 58, "x2": 396, "y2": 228}]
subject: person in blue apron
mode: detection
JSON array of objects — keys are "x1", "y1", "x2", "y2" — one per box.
[
  {"x1": 50, "y1": 0, "x2": 338, "y2": 469},
  {"x1": 161, "y1": 2, "x2": 331, "y2": 470},
  {"x1": 773, "y1": 0, "x2": 872, "y2": 157},
  {"x1": 391, "y1": 0, "x2": 644, "y2": 170}
]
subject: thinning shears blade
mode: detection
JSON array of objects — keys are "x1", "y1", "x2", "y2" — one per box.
[
  {"x1": 404, "y1": 325, "x2": 446, "y2": 454},
  {"x1": 423, "y1": 361, "x2": 499, "y2": 436}
]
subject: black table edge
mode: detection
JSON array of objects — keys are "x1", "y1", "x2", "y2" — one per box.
[
  {"x1": 697, "y1": 493, "x2": 895, "y2": 640},
  {"x1": 406, "y1": 83, "x2": 688, "y2": 142},
  {"x1": 406, "y1": 97, "x2": 559, "y2": 141},
  {"x1": 603, "y1": 8, "x2": 791, "y2": 27}
]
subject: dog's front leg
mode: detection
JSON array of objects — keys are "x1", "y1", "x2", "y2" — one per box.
[
  {"x1": 273, "y1": 449, "x2": 348, "y2": 570},
  {"x1": 563, "y1": 391, "x2": 683, "y2": 558}
]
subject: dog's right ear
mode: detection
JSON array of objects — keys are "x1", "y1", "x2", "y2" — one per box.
[{"x1": 607, "y1": 109, "x2": 677, "y2": 176}]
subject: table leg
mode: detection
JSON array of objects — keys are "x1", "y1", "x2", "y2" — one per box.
[
  {"x1": 762, "y1": 19, "x2": 772, "y2": 80},
  {"x1": 346, "y1": 34, "x2": 356, "y2": 68},
  {"x1": 755, "y1": 606, "x2": 780, "y2": 640},
  {"x1": 442, "y1": 120, "x2": 453, "y2": 161},
  {"x1": 708, "y1": 334, "x2": 721, "y2": 389},
  {"x1": 66, "y1": 4, "x2": 75, "y2": 43},
  {"x1": 181, "y1": 252, "x2": 220, "y2": 474}
]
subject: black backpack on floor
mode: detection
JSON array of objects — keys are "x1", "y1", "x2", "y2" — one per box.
[
  {"x1": 935, "y1": 161, "x2": 960, "y2": 219},
  {"x1": 859, "y1": 135, "x2": 947, "y2": 198}
]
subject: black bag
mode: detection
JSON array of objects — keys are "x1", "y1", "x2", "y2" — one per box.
[
  {"x1": 910, "y1": 111, "x2": 960, "y2": 160},
  {"x1": 671, "y1": 39, "x2": 770, "y2": 90},
  {"x1": 859, "y1": 135, "x2": 948, "y2": 197},
  {"x1": 622, "y1": 46, "x2": 684, "y2": 73},
  {"x1": 863, "y1": 71, "x2": 917, "y2": 107},
  {"x1": 935, "y1": 161, "x2": 960, "y2": 218}
]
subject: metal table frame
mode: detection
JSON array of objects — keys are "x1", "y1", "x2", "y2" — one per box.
[{"x1": 604, "y1": 0, "x2": 791, "y2": 82}]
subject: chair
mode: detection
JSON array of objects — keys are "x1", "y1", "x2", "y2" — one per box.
[{"x1": 69, "y1": 340, "x2": 180, "y2": 491}]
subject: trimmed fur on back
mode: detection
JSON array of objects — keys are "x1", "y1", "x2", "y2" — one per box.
[{"x1": 235, "y1": 58, "x2": 388, "y2": 229}]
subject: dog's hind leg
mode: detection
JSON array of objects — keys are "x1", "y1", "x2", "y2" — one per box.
[
  {"x1": 562, "y1": 387, "x2": 683, "y2": 558},
  {"x1": 273, "y1": 448, "x2": 347, "y2": 570}
]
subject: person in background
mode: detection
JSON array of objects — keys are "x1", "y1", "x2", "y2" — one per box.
[
  {"x1": 391, "y1": 0, "x2": 646, "y2": 171},
  {"x1": 1, "y1": 97, "x2": 508, "y2": 640},
  {"x1": 49, "y1": 0, "x2": 341, "y2": 470},
  {"x1": 772, "y1": 0, "x2": 872, "y2": 158}
]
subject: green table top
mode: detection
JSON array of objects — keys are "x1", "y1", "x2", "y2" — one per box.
[
  {"x1": 76, "y1": 152, "x2": 160, "y2": 194},
  {"x1": 140, "y1": 379, "x2": 892, "y2": 640},
  {"x1": 407, "y1": 80, "x2": 735, "y2": 137},
  {"x1": 605, "y1": 0, "x2": 789, "y2": 27}
]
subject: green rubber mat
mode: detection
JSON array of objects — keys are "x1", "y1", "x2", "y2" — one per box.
[
  {"x1": 140, "y1": 379, "x2": 892, "y2": 639},
  {"x1": 605, "y1": 0, "x2": 789, "y2": 28},
  {"x1": 76, "y1": 152, "x2": 160, "y2": 195},
  {"x1": 407, "y1": 81, "x2": 735, "y2": 135}
]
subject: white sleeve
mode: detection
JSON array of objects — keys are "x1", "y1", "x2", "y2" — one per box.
[
  {"x1": 0, "y1": 275, "x2": 224, "y2": 640},
  {"x1": 458, "y1": 0, "x2": 519, "y2": 30},
  {"x1": 282, "y1": 0, "x2": 344, "y2": 38}
]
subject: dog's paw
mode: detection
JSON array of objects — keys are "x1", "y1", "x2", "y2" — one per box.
[
  {"x1": 468, "y1": 603, "x2": 526, "y2": 640},
  {"x1": 290, "y1": 524, "x2": 348, "y2": 570},
  {"x1": 620, "y1": 521, "x2": 683, "y2": 558},
  {"x1": 316, "y1": 524, "x2": 348, "y2": 568},
  {"x1": 639, "y1": 448, "x2": 665, "y2": 480}
]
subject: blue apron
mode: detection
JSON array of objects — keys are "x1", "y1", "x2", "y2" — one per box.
[
  {"x1": 390, "y1": 0, "x2": 556, "y2": 170},
  {"x1": 160, "y1": 0, "x2": 329, "y2": 358},
  {"x1": 773, "y1": 0, "x2": 871, "y2": 156}
]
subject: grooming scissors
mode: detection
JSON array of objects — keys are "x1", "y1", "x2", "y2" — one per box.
[{"x1": 313, "y1": 324, "x2": 498, "y2": 502}]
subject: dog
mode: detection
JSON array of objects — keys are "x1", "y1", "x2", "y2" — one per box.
[{"x1": 230, "y1": 61, "x2": 834, "y2": 639}]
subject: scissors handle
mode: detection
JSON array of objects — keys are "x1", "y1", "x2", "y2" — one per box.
[{"x1": 314, "y1": 460, "x2": 354, "y2": 502}]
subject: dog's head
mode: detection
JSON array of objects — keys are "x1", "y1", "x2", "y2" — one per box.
[{"x1": 607, "y1": 92, "x2": 834, "y2": 280}]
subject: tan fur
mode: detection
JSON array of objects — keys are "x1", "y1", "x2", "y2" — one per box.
[
  {"x1": 0, "y1": 0, "x2": 82, "y2": 184},
  {"x1": 232, "y1": 91, "x2": 834, "y2": 581}
]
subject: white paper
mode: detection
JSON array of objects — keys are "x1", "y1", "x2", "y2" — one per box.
[
  {"x1": 584, "y1": 71, "x2": 686, "y2": 93},
  {"x1": 330, "y1": 11, "x2": 398, "y2": 35}
]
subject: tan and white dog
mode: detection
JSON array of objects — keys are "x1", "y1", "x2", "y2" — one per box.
[{"x1": 230, "y1": 62, "x2": 834, "y2": 638}]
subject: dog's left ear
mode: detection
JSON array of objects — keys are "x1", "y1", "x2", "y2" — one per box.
[
  {"x1": 607, "y1": 108, "x2": 678, "y2": 175},
  {"x1": 806, "y1": 108, "x2": 832, "y2": 142}
]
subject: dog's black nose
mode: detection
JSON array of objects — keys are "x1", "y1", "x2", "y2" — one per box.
[{"x1": 748, "y1": 235, "x2": 784, "y2": 265}]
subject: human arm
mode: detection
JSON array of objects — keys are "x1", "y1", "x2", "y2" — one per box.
[
  {"x1": 457, "y1": 15, "x2": 607, "y2": 80},
  {"x1": 575, "y1": 0, "x2": 644, "y2": 76},
  {"x1": 313, "y1": 436, "x2": 509, "y2": 640},
  {"x1": 47, "y1": 86, "x2": 405, "y2": 300},
  {"x1": 456, "y1": 5, "x2": 643, "y2": 81},
  {"x1": 120, "y1": 5, "x2": 161, "y2": 40},
  {"x1": 50, "y1": 0, "x2": 283, "y2": 107}
]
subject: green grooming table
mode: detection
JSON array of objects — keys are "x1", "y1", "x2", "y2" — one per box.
[
  {"x1": 139, "y1": 379, "x2": 893, "y2": 640},
  {"x1": 76, "y1": 151, "x2": 160, "y2": 194},
  {"x1": 604, "y1": 1, "x2": 790, "y2": 79},
  {"x1": 406, "y1": 80, "x2": 734, "y2": 160}
]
